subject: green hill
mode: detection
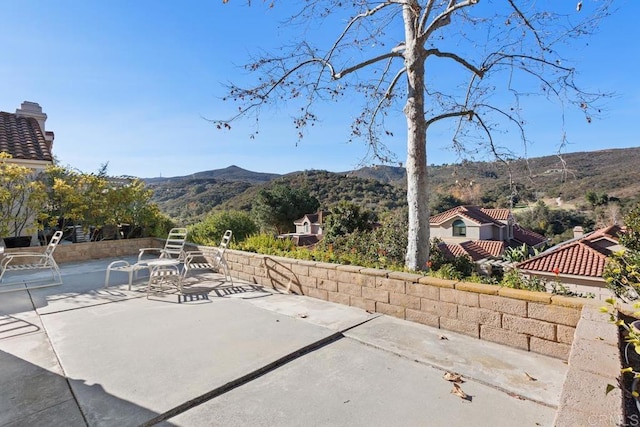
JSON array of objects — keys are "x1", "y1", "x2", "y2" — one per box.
[{"x1": 148, "y1": 147, "x2": 640, "y2": 224}]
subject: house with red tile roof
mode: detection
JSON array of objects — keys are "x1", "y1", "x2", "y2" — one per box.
[
  {"x1": 0, "y1": 102, "x2": 55, "y2": 246},
  {"x1": 430, "y1": 205, "x2": 548, "y2": 262},
  {"x1": 516, "y1": 225, "x2": 624, "y2": 300},
  {"x1": 0, "y1": 101, "x2": 55, "y2": 171}
]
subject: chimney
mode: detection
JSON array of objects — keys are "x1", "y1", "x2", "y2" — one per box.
[
  {"x1": 573, "y1": 226, "x2": 584, "y2": 239},
  {"x1": 15, "y1": 101, "x2": 54, "y2": 151}
]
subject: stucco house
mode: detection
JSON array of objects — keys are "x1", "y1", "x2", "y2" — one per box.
[
  {"x1": 0, "y1": 101, "x2": 55, "y2": 245},
  {"x1": 293, "y1": 211, "x2": 330, "y2": 236},
  {"x1": 430, "y1": 205, "x2": 548, "y2": 261},
  {"x1": 516, "y1": 225, "x2": 624, "y2": 300},
  {"x1": 279, "y1": 211, "x2": 331, "y2": 246}
]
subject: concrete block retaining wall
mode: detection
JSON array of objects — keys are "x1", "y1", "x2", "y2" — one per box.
[
  {"x1": 4, "y1": 240, "x2": 625, "y2": 421},
  {"x1": 223, "y1": 249, "x2": 594, "y2": 361},
  {"x1": 4, "y1": 237, "x2": 162, "y2": 264},
  {"x1": 220, "y1": 249, "x2": 624, "y2": 423}
]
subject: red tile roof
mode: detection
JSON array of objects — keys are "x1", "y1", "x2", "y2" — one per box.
[
  {"x1": 516, "y1": 225, "x2": 623, "y2": 278},
  {"x1": 0, "y1": 111, "x2": 53, "y2": 162},
  {"x1": 438, "y1": 240, "x2": 505, "y2": 262},
  {"x1": 513, "y1": 225, "x2": 548, "y2": 247},
  {"x1": 430, "y1": 205, "x2": 508, "y2": 227},
  {"x1": 517, "y1": 241, "x2": 608, "y2": 277}
]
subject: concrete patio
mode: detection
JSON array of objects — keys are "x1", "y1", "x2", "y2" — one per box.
[{"x1": 1, "y1": 257, "x2": 568, "y2": 426}]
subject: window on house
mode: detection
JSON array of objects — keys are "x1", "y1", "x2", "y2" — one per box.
[
  {"x1": 304, "y1": 223, "x2": 309, "y2": 233},
  {"x1": 452, "y1": 219, "x2": 466, "y2": 237}
]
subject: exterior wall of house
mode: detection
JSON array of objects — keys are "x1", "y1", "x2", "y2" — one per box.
[
  {"x1": 478, "y1": 223, "x2": 498, "y2": 240},
  {"x1": 221, "y1": 248, "x2": 597, "y2": 361},
  {"x1": 431, "y1": 218, "x2": 481, "y2": 242}
]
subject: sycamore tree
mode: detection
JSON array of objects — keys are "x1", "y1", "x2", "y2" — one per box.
[{"x1": 218, "y1": 0, "x2": 612, "y2": 270}]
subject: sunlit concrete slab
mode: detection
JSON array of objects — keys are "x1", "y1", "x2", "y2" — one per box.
[
  {"x1": 243, "y1": 292, "x2": 379, "y2": 331},
  {"x1": 40, "y1": 295, "x2": 344, "y2": 426},
  {"x1": 344, "y1": 315, "x2": 567, "y2": 408},
  {"x1": 167, "y1": 337, "x2": 555, "y2": 427}
]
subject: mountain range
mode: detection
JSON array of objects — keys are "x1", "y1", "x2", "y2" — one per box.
[{"x1": 145, "y1": 147, "x2": 640, "y2": 224}]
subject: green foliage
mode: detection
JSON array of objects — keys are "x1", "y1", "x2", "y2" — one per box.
[
  {"x1": 0, "y1": 152, "x2": 48, "y2": 237},
  {"x1": 430, "y1": 193, "x2": 464, "y2": 215},
  {"x1": 604, "y1": 203, "x2": 640, "y2": 300},
  {"x1": 502, "y1": 243, "x2": 534, "y2": 263},
  {"x1": 323, "y1": 201, "x2": 376, "y2": 240},
  {"x1": 188, "y1": 210, "x2": 258, "y2": 245},
  {"x1": 586, "y1": 191, "x2": 610, "y2": 207},
  {"x1": 514, "y1": 200, "x2": 592, "y2": 237},
  {"x1": 238, "y1": 233, "x2": 297, "y2": 254},
  {"x1": 238, "y1": 208, "x2": 408, "y2": 271},
  {"x1": 500, "y1": 269, "x2": 547, "y2": 292},
  {"x1": 252, "y1": 184, "x2": 320, "y2": 233},
  {"x1": 39, "y1": 163, "x2": 171, "y2": 239}
]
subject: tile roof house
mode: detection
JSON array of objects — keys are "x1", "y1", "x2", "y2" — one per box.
[
  {"x1": 0, "y1": 102, "x2": 55, "y2": 246},
  {"x1": 516, "y1": 225, "x2": 624, "y2": 300},
  {"x1": 430, "y1": 205, "x2": 548, "y2": 262},
  {"x1": 0, "y1": 101, "x2": 55, "y2": 170}
]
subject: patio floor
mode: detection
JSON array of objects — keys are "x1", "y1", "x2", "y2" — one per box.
[{"x1": 1, "y1": 257, "x2": 568, "y2": 426}]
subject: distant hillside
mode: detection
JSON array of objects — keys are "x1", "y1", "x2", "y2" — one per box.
[
  {"x1": 147, "y1": 147, "x2": 640, "y2": 224},
  {"x1": 144, "y1": 165, "x2": 280, "y2": 185}
]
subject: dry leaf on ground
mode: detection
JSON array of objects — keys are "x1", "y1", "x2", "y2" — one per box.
[
  {"x1": 438, "y1": 334, "x2": 448, "y2": 340},
  {"x1": 524, "y1": 372, "x2": 537, "y2": 381},
  {"x1": 443, "y1": 371, "x2": 464, "y2": 383},
  {"x1": 451, "y1": 383, "x2": 470, "y2": 401}
]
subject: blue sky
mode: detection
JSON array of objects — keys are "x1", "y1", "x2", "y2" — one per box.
[{"x1": 1, "y1": 1, "x2": 637, "y2": 178}]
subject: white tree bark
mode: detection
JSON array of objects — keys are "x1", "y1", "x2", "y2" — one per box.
[{"x1": 402, "y1": 3, "x2": 430, "y2": 271}]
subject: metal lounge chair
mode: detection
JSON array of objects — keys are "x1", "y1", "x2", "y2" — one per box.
[
  {"x1": 182, "y1": 230, "x2": 233, "y2": 284},
  {"x1": 138, "y1": 228, "x2": 188, "y2": 262},
  {"x1": 104, "y1": 228, "x2": 188, "y2": 289},
  {"x1": 0, "y1": 230, "x2": 64, "y2": 290}
]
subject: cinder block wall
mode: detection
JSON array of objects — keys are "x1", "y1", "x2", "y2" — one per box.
[
  {"x1": 224, "y1": 249, "x2": 598, "y2": 361},
  {"x1": 4, "y1": 237, "x2": 162, "y2": 263}
]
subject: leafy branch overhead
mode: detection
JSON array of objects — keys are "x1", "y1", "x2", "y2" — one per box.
[{"x1": 218, "y1": 0, "x2": 613, "y2": 271}]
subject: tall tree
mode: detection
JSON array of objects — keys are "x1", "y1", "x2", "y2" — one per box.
[
  {"x1": 218, "y1": 1, "x2": 612, "y2": 270},
  {"x1": 252, "y1": 184, "x2": 320, "y2": 234}
]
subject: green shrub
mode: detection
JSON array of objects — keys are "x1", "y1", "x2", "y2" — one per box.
[{"x1": 189, "y1": 210, "x2": 258, "y2": 245}]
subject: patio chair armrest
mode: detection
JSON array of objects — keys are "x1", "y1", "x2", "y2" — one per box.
[
  {"x1": 138, "y1": 247, "x2": 162, "y2": 261},
  {"x1": 106, "y1": 260, "x2": 131, "y2": 269}
]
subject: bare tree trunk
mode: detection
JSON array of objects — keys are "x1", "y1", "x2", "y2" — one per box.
[{"x1": 403, "y1": 4, "x2": 429, "y2": 271}]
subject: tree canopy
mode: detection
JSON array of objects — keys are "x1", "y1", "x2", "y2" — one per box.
[
  {"x1": 252, "y1": 184, "x2": 320, "y2": 234},
  {"x1": 219, "y1": 0, "x2": 613, "y2": 270}
]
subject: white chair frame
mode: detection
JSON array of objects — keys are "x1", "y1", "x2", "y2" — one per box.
[
  {"x1": 0, "y1": 230, "x2": 64, "y2": 291},
  {"x1": 182, "y1": 230, "x2": 233, "y2": 284}
]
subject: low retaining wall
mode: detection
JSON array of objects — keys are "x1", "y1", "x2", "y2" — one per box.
[
  {"x1": 4, "y1": 237, "x2": 162, "y2": 264},
  {"x1": 223, "y1": 249, "x2": 599, "y2": 361},
  {"x1": 3, "y1": 241, "x2": 624, "y2": 420}
]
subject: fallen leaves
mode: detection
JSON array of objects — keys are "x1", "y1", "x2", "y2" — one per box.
[
  {"x1": 443, "y1": 371, "x2": 464, "y2": 383},
  {"x1": 444, "y1": 371, "x2": 471, "y2": 401},
  {"x1": 524, "y1": 372, "x2": 537, "y2": 382},
  {"x1": 451, "y1": 382, "x2": 471, "y2": 401}
]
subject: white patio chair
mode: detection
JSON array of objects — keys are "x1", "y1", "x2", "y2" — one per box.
[
  {"x1": 0, "y1": 230, "x2": 64, "y2": 289},
  {"x1": 104, "y1": 228, "x2": 188, "y2": 289},
  {"x1": 182, "y1": 230, "x2": 233, "y2": 284},
  {"x1": 137, "y1": 228, "x2": 188, "y2": 262}
]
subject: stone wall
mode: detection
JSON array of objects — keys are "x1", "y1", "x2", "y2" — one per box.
[
  {"x1": 223, "y1": 249, "x2": 599, "y2": 361},
  {"x1": 4, "y1": 237, "x2": 162, "y2": 264}
]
